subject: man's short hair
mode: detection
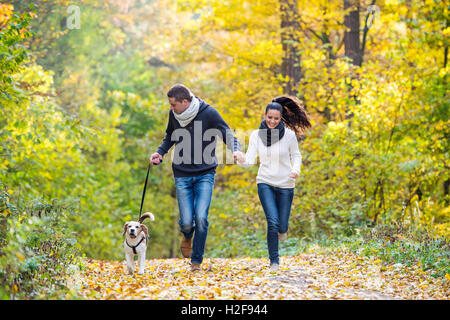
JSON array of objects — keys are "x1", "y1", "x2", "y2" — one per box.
[{"x1": 167, "y1": 84, "x2": 193, "y2": 102}]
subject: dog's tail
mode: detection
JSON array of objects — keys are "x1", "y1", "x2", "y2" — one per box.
[{"x1": 139, "y1": 212, "x2": 155, "y2": 223}]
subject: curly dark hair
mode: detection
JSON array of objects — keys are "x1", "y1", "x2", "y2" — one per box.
[{"x1": 267, "y1": 96, "x2": 311, "y2": 135}]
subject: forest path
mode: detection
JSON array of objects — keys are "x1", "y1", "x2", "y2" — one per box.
[{"x1": 74, "y1": 248, "x2": 448, "y2": 300}]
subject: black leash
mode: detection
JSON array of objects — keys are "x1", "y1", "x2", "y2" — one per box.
[{"x1": 138, "y1": 160, "x2": 161, "y2": 220}]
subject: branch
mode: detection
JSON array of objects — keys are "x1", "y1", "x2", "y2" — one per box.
[{"x1": 360, "y1": 0, "x2": 377, "y2": 63}]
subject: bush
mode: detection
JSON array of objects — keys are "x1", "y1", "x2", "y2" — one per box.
[
  {"x1": 345, "y1": 224, "x2": 450, "y2": 278},
  {"x1": 0, "y1": 188, "x2": 83, "y2": 299}
]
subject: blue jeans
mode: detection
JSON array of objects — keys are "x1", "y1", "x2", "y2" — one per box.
[
  {"x1": 257, "y1": 183, "x2": 294, "y2": 265},
  {"x1": 175, "y1": 173, "x2": 215, "y2": 264}
]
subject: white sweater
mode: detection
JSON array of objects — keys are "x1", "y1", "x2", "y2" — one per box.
[{"x1": 239, "y1": 128, "x2": 302, "y2": 188}]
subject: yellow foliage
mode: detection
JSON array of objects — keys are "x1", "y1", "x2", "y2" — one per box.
[{"x1": 0, "y1": 3, "x2": 13, "y2": 27}]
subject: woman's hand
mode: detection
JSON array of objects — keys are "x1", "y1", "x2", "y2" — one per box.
[
  {"x1": 289, "y1": 171, "x2": 299, "y2": 179},
  {"x1": 233, "y1": 151, "x2": 246, "y2": 164}
]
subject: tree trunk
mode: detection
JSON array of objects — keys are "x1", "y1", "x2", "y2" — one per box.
[
  {"x1": 344, "y1": 0, "x2": 361, "y2": 66},
  {"x1": 280, "y1": 0, "x2": 302, "y2": 95},
  {"x1": 443, "y1": 19, "x2": 448, "y2": 204},
  {"x1": 444, "y1": 179, "x2": 449, "y2": 205}
]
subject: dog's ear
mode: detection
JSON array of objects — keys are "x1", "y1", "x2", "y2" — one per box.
[
  {"x1": 140, "y1": 224, "x2": 148, "y2": 238},
  {"x1": 123, "y1": 223, "x2": 129, "y2": 237}
]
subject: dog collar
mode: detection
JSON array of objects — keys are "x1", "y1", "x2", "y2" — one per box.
[{"x1": 126, "y1": 236, "x2": 146, "y2": 255}]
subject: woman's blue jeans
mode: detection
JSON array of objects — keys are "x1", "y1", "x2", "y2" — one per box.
[
  {"x1": 257, "y1": 183, "x2": 294, "y2": 265},
  {"x1": 175, "y1": 173, "x2": 215, "y2": 264}
]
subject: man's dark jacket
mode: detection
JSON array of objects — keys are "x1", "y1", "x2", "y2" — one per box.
[{"x1": 156, "y1": 97, "x2": 241, "y2": 177}]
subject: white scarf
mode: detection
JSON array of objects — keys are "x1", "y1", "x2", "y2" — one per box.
[{"x1": 173, "y1": 95, "x2": 200, "y2": 127}]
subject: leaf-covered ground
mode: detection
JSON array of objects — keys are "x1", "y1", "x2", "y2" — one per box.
[{"x1": 75, "y1": 247, "x2": 449, "y2": 300}]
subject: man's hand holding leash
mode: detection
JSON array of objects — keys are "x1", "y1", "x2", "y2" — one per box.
[{"x1": 150, "y1": 152, "x2": 163, "y2": 165}]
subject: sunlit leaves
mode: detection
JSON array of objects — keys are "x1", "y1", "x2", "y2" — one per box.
[{"x1": 77, "y1": 249, "x2": 449, "y2": 300}]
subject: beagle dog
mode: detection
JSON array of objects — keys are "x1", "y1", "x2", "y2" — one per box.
[{"x1": 123, "y1": 212, "x2": 154, "y2": 275}]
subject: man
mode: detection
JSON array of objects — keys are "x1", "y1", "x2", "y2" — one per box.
[{"x1": 150, "y1": 84, "x2": 241, "y2": 271}]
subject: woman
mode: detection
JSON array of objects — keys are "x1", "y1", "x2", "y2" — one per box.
[{"x1": 236, "y1": 96, "x2": 311, "y2": 270}]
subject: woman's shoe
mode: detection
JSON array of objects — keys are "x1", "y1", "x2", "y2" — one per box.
[
  {"x1": 191, "y1": 263, "x2": 201, "y2": 272},
  {"x1": 270, "y1": 263, "x2": 279, "y2": 271},
  {"x1": 278, "y1": 232, "x2": 287, "y2": 242}
]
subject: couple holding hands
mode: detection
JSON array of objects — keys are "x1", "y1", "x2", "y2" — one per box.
[{"x1": 150, "y1": 84, "x2": 311, "y2": 271}]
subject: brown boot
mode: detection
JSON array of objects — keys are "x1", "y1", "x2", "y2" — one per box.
[
  {"x1": 180, "y1": 236, "x2": 192, "y2": 258},
  {"x1": 190, "y1": 263, "x2": 201, "y2": 272},
  {"x1": 278, "y1": 232, "x2": 287, "y2": 242}
]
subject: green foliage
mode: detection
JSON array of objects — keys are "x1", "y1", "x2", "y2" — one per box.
[
  {"x1": 0, "y1": 7, "x2": 33, "y2": 100},
  {"x1": 345, "y1": 224, "x2": 450, "y2": 278},
  {"x1": 208, "y1": 230, "x2": 307, "y2": 260},
  {"x1": 0, "y1": 187, "x2": 82, "y2": 299}
]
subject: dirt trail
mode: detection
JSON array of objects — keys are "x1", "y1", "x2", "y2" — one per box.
[{"x1": 74, "y1": 249, "x2": 449, "y2": 300}]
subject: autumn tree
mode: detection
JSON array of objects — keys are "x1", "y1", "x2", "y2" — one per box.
[{"x1": 280, "y1": 0, "x2": 302, "y2": 95}]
